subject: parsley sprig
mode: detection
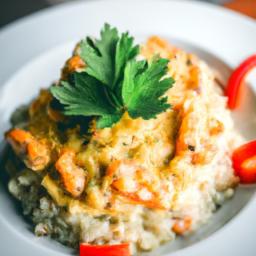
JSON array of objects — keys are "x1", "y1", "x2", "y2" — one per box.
[{"x1": 50, "y1": 24, "x2": 175, "y2": 128}]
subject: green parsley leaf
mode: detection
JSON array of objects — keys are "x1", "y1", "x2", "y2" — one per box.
[
  {"x1": 50, "y1": 24, "x2": 175, "y2": 129},
  {"x1": 50, "y1": 72, "x2": 115, "y2": 116},
  {"x1": 122, "y1": 57, "x2": 175, "y2": 119},
  {"x1": 114, "y1": 32, "x2": 139, "y2": 86},
  {"x1": 80, "y1": 24, "x2": 118, "y2": 87},
  {"x1": 80, "y1": 24, "x2": 139, "y2": 90}
]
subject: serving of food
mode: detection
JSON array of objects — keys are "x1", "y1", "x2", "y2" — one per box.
[{"x1": 2, "y1": 23, "x2": 256, "y2": 256}]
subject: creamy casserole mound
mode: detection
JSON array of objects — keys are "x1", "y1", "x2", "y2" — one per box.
[{"x1": 4, "y1": 31, "x2": 243, "y2": 254}]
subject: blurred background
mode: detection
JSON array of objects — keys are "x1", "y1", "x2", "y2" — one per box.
[{"x1": 0, "y1": 0, "x2": 255, "y2": 28}]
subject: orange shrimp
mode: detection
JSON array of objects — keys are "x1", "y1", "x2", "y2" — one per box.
[
  {"x1": 55, "y1": 149, "x2": 86, "y2": 197},
  {"x1": 67, "y1": 55, "x2": 85, "y2": 72},
  {"x1": 172, "y1": 216, "x2": 192, "y2": 235},
  {"x1": 209, "y1": 119, "x2": 224, "y2": 136},
  {"x1": 61, "y1": 55, "x2": 85, "y2": 79},
  {"x1": 141, "y1": 36, "x2": 178, "y2": 59},
  {"x1": 106, "y1": 160, "x2": 167, "y2": 209},
  {"x1": 6, "y1": 128, "x2": 50, "y2": 171}
]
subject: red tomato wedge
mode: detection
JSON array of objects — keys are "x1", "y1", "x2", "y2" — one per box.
[
  {"x1": 225, "y1": 54, "x2": 256, "y2": 109},
  {"x1": 80, "y1": 243, "x2": 130, "y2": 256},
  {"x1": 232, "y1": 140, "x2": 256, "y2": 184}
]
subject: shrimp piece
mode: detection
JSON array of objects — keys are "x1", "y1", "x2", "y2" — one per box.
[
  {"x1": 55, "y1": 149, "x2": 86, "y2": 197},
  {"x1": 175, "y1": 95, "x2": 208, "y2": 156},
  {"x1": 172, "y1": 216, "x2": 192, "y2": 235},
  {"x1": 141, "y1": 36, "x2": 177, "y2": 59},
  {"x1": 209, "y1": 119, "x2": 224, "y2": 136},
  {"x1": 61, "y1": 55, "x2": 85, "y2": 79},
  {"x1": 187, "y1": 66, "x2": 201, "y2": 91},
  {"x1": 67, "y1": 55, "x2": 85, "y2": 72},
  {"x1": 105, "y1": 160, "x2": 168, "y2": 209},
  {"x1": 6, "y1": 129, "x2": 50, "y2": 171}
]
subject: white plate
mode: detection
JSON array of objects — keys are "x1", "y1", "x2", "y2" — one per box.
[{"x1": 0, "y1": 0, "x2": 256, "y2": 255}]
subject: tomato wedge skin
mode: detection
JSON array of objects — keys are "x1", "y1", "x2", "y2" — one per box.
[
  {"x1": 80, "y1": 243, "x2": 130, "y2": 256},
  {"x1": 225, "y1": 54, "x2": 256, "y2": 110},
  {"x1": 232, "y1": 140, "x2": 256, "y2": 184}
]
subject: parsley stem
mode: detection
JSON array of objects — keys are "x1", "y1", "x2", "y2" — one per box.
[
  {"x1": 103, "y1": 87, "x2": 122, "y2": 110},
  {"x1": 110, "y1": 92, "x2": 123, "y2": 108}
]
